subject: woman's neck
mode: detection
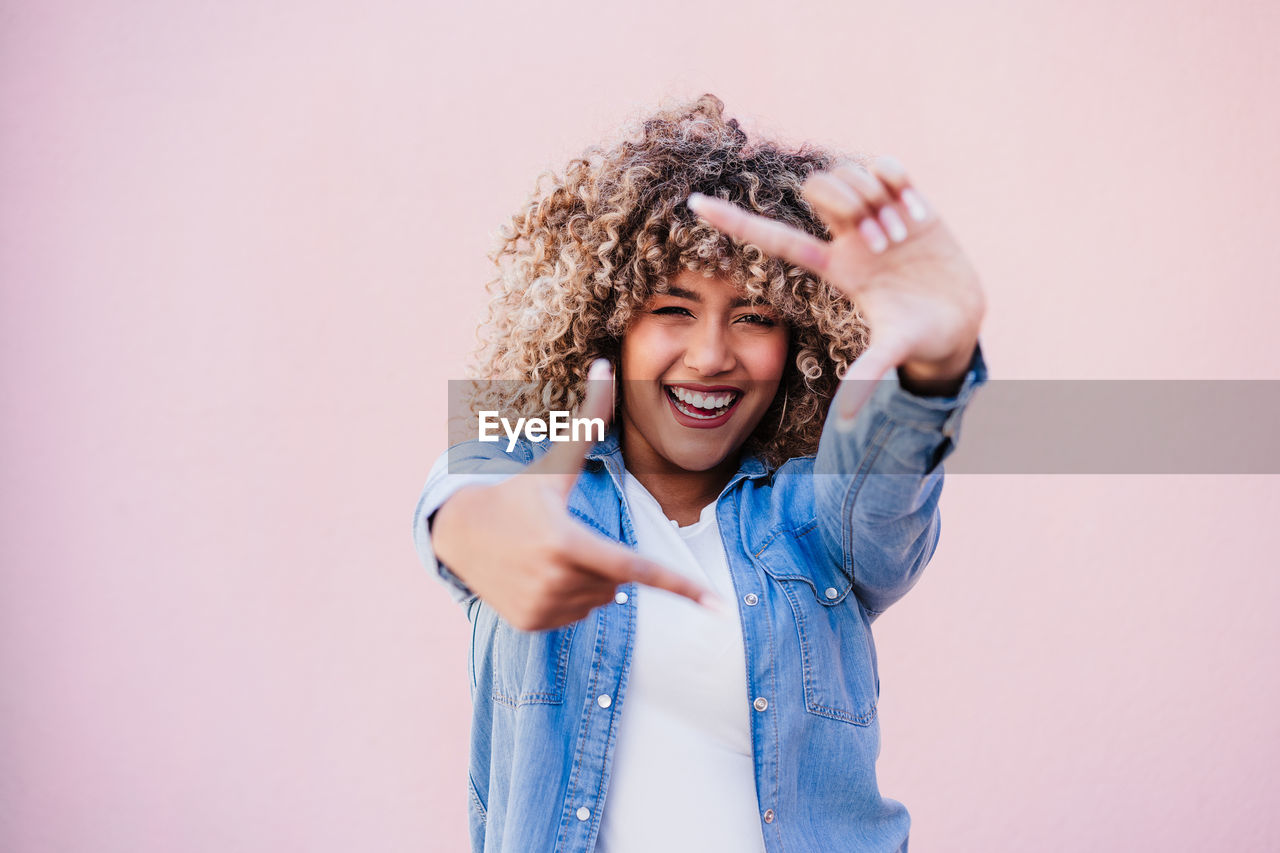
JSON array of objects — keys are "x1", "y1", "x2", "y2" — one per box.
[{"x1": 620, "y1": 442, "x2": 740, "y2": 527}]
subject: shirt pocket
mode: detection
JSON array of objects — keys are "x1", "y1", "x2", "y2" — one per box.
[
  {"x1": 752, "y1": 522, "x2": 879, "y2": 727},
  {"x1": 486, "y1": 609, "x2": 577, "y2": 708}
]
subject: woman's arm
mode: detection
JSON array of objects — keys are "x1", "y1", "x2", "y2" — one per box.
[
  {"x1": 812, "y1": 344, "x2": 987, "y2": 616},
  {"x1": 687, "y1": 154, "x2": 988, "y2": 615},
  {"x1": 412, "y1": 360, "x2": 715, "y2": 629},
  {"x1": 412, "y1": 444, "x2": 527, "y2": 607}
]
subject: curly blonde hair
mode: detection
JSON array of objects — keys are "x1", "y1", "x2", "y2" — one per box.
[{"x1": 465, "y1": 93, "x2": 870, "y2": 468}]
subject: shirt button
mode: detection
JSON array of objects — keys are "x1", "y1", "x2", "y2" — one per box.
[
  {"x1": 615, "y1": 591, "x2": 629, "y2": 605},
  {"x1": 744, "y1": 593, "x2": 759, "y2": 606},
  {"x1": 597, "y1": 694, "x2": 612, "y2": 709},
  {"x1": 763, "y1": 808, "x2": 775, "y2": 824},
  {"x1": 576, "y1": 806, "x2": 591, "y2": 821},
  {"x1": 824, "y1": 587, "x2": 838, "y2": 600},
  {"x1": 753, "y1": 697, "x2": 768, "y2": 712}
]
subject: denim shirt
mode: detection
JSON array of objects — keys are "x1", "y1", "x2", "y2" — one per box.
[{"x1": 412, "y1": 347, "x2": 987, "y2": 853}]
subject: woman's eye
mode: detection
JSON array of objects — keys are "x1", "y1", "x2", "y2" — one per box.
[
  {"x1": 652, "y1": 306, "x2": 693, "y2": 317},
  {"x1": 737, "y1": 313, "x2": 777, "y2": 327}
]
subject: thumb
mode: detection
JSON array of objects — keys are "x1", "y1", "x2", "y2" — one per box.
[
  {"x1": 833, "y1": 338, "x2": 907, "y2": 431},
  {"x1": 530, "y1": 358, "x2": 615, "y2": 494}
]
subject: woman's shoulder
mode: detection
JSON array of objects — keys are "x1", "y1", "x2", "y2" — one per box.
[{"x1": 736, "y1": 453, "x2": 819, "y2": 531}]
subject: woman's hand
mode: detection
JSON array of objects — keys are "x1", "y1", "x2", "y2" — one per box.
[
  {"x1": 687, "y1": 155, "x2": 985, "y2": 420},
  {"x1": 430, "y1": 360, "x2": 718, "y2": 631}
]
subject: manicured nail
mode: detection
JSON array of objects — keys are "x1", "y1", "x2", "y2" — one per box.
[
  {"x1": 686, "y1": 192, "x2": 706, "y2": 212},
  {"x1": 901, "y1": 188, "x2": 928, "y2": 222},
  {"x1": 589, "y1": 358, "x2": 612, "y2": 381},
  {"x1": 858, "y1": 218, "x2": 889, "y2": 254},
  {"x1": 878, "y1": 154, "x2": 906, "y2": 173},
  {"x1": 879, "y1": 206, "x2": 908, "y2": 242}
]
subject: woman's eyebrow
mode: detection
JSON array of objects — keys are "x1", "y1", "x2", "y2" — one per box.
[
  {"x1": 663, "y1": 285, "x2": 701, "y2": 301},
  {"x1": 663, "y1": 285, "x2": 758, "y2": 309}
]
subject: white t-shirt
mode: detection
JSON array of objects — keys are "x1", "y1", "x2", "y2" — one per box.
[{"x1": 594, "y1": 471, "x2": 766, "y2": 853}]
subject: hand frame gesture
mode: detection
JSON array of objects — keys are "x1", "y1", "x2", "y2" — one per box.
[{"x1": 687, "y1": 155, "x2": 985, "y2": 422}]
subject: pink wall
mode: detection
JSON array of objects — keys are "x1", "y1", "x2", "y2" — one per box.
[{"x1": 3, "y1": 1, "x2": 1278, "y2": 850}]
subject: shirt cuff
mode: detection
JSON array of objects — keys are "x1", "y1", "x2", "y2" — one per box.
[
  {"x1": 866, "y1": 342, "x2": 989, "y2": 473},
  {"x1": 881, "y1": 342, "x2": 988, "y2": 427}
]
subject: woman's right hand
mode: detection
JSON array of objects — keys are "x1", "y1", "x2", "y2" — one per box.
[{"x1": 430, "y1": 359, "x2": 718, "y2": 631}]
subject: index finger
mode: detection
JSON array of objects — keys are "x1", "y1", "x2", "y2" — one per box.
[
  {"x1": 687, "y1": 192, "x2": 832, "y2": 277},
  {"x1": 565, "y1": 523, "x2": 722, "y2": 610},
  {"x1": 531, "y1": 358, "x2": 614, "y2": 487}
]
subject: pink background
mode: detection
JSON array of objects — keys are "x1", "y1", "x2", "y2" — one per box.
[{"x1": 3, "y1": 1, "x2": 1278, "y2": 850}]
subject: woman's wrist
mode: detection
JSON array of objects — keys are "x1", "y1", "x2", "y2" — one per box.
[
  {"x1": 428, "y1": 484, "x2": 487, "y2": 584},
  {"x1": 897, "y1": 341, "x2": 978, "y2": 397}
]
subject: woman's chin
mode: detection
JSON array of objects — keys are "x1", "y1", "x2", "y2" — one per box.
[{"x1": 656, "y1": 437, "x2": 742, "y2": 474}]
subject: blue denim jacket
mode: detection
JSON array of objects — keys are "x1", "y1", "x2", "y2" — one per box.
[{"x1": 413, "y1": 348, "x2": 987, "y2": 852}]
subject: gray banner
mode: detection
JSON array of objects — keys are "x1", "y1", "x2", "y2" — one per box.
[{"x1": 445, "y1": 380, "x2": 1280, "y2": 474}]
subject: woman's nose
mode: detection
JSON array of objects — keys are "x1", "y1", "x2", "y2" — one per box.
[{"x1": 683, "y1": 321, "x2": 736, "y2": 375}]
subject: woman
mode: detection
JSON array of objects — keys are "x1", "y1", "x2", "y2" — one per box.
[{"x1": 413, "y1": 94, "x2": 987, "y2": 853}]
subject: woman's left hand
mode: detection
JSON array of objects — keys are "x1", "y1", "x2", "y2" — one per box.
[{"x1": 687, "y1": 155, "x2": 985, "y2": 422}]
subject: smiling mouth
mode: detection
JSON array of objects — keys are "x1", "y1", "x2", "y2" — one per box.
[{"x1": 664, "y1": 385, "x2": 742, "y2": 420}]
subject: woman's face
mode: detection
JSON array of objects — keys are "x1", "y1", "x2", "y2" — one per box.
[{"x1": 619, "y1": 269, "x2": 790, "y2": 477}]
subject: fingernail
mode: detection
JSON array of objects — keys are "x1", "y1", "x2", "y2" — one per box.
[
  {"x1": 589, "y1": 358, "x2": 612, "y2": 381},
  {"x1": 835, "y1": 411, "x2": 857, "y2": 433},
  {"x1": 686, "y1": 192, "x2": 705, "y2": 212},
  {"x1": 858, "y1": 218, "x2": 889, "y2": 254},
  {"x1": 878, "y1": 153, "x2": 905, "y2": 172},
  {"x1": 901, "y1": 188, "x2": 928, "y2": 222},
  {"x1": 879, "y1": 207, "x2": 908, "y2": 242}
]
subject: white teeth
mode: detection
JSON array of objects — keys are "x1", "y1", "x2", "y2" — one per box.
[
  {"x1": 666, "y1": 386, "x2": 739, "y2": 419},
  {"x1": 670, "y1": 386, "x2": 737, "y2": 410}
]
